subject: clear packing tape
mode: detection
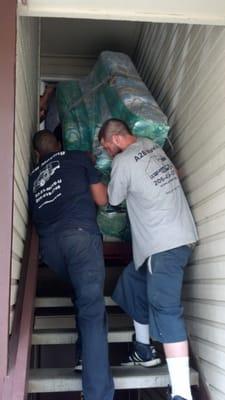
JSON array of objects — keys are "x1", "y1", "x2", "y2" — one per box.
[{"x1": 56, "y1": 51, "x2": 170, "y2": 240}]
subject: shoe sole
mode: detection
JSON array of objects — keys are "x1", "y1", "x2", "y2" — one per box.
[
  {"x1": 74, "y1": 365, "x2": 82, "y2": 372},
  {"x1": 74, "y1": 358, "x2": 162, "y2": 371},
  {"x1": 121, "y1": 358, "x2": 162, "y2": 368}
]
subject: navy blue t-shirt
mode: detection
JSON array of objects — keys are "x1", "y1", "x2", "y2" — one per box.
[{"x1": 28, "y1": 150, "x2": 101, "y2": 235}]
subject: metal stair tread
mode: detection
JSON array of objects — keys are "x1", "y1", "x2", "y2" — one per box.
[
  {"x1": 28, "y1": 365, "x2": 199, "y2": 392},
  {"x1": 35, "y1": 296, "x2": 117, "y2": 308},
  {"x1": 34, "y1": 313, "x2": 132, "y2": 330},
  {"x1": 32, "y1": 328, "x2": 134, "y2": 345}
]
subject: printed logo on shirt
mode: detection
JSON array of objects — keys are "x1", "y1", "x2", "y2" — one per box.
[
  {"x1": 134, "y1": 145, "x2": 159, "y2": 162},
  {"x1": 33, "y1": 161, "x2": 60, "y2": 193},
  {"x1": 32, "y1": 160, "x2": 62, "y2": 209},
  {"x1": 31, "y1": 151, "x2": 65, "y2": 175},
  {"x1": 145, "y1": 154, "x2": 179, "y2": 193}
]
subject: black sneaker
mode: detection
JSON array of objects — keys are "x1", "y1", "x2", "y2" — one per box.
[
  {"x1": 74, "y1": 337, "x2": 82, "y2": 371},
  {"x1": 74, "y1": 357, "x2": 82, "y2": 371},
  {"x1": 121, "y1": 338, "x2": 162, "y2": 367}
]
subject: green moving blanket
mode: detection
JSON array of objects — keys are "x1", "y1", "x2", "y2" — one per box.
[{"x1": 56, "y1": 51, "x2": 170, "y2": 240}]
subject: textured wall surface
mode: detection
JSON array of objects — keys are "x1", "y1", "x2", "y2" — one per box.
[{"x1": 134, "y1": 23, "x2": 225, "y2": 399}]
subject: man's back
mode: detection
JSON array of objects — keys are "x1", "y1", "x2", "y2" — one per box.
[
  {"x1": 108, "y1": 137, "x2": 198, "y2": 267},
  {"x1": 29, "y1": 150, "x2": 101, "y2": 235}
]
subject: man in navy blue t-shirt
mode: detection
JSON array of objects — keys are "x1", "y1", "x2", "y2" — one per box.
[{"x1": 29, "y1": 130, "x2": 114, "y2": 400}]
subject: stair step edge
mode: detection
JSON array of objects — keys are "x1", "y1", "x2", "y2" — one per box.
[{"x1": 28, "y1": 366, "x2": 199, "y2": 393}]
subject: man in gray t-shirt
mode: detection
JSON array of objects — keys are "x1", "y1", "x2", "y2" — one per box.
[{"x1": 99, "y1": 118, "x2": 198, "y2": 400}]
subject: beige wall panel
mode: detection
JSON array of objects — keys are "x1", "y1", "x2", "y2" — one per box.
[
  {"x1": 192, "y1": 192, "x2": 225, "y2": 224},
  {"x1": 15, "y1": 121, "x2": 31, "y2": 167},
  {"x1": 191, "y1": 339, "x2": 225, "y2": 374},
  {"x1": 13, "y1": 204, "x2": 27, "y2": 238},
  {"x1": 182, "y1": 141, "x2": 225, "y2": 194},
  {"x1": 185, "y1": 261, "x2": 225, "y2": 281},
  {"x1": 14, "y1": 181, "x2": 27, "y2": 222},
  {"x1": 200, "y1": 361, "x2": 225, "y2": 394},
  {"x1": 193, "y1": 239, "x2": 225, "y2": 263},
  {"x1": 134, "y1": 23, "x2": 225, "y2": 398},
  {"x1": 183, "y1": 284, "x2": 225, "y2": 302},
  {"x1": 10, "y1": 282, "x2": 19, "y2": 307},
  {"x1": 41, "y1": 56, "x2": 96, "y2": 80},
  {"x1": 11, "y1": 258, "x2": 22, "y2": 281},
  {"x1": 14, "y1": 153, "x2": 28, "y2": 205},
  {"x1": 9, "y1": 311, "x2": 14, "y2": 334},
  {"x1": 186, "y1": 319, "x2": 225, "y2": 348},
  {"x1": 18, "y1": 0, "x2": 225, "y2": 25},
  {"x1": 12, "y1": 229, "x2": 25, "y2": 260},
  {"x1": 184, "y1": 301, "x2": 225, "y2": 325},
  {"x1": 10, "y1": 17, "x2": 39, "y2": 333}
]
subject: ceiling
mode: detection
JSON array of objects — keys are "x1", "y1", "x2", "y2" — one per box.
[{"x1": 41, "y1": 18, "x2": 143, "y2": 58}]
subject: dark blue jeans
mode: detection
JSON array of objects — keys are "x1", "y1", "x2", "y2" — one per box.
[
  {"x1": 113, "y1": 246, "x2": 192, "y2": 343},
  {"x1": 40, "y1": 228, "x2": 114, "y2": 400}
]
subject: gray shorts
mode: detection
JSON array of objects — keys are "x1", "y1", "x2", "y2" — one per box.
[{"x1": 112, "y1": 245, "x2": 192, "y2": 343}]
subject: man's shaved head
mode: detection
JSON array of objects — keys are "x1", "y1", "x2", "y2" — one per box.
[
  {"x1": 98, "y1": 118, "x2": 136, "y2": 157},
  {"x1": 98, "y1": 118, "x2": 132, "y2": 142},
  {"x1": 33, "y1": 129, "x2": 61, "y2": 159}
]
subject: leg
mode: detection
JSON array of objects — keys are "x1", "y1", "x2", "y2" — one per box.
[
  {"x1": 112, "y1": 261, "x2": 149, "y2": 325},
  {"x1": 39, "y1": 234, "x2": 70, "y2": 283},
  {"x1": 113, "y1": 261, "x2": 161, "y2": 367},
  {"x1": 164, "y1": 341, "x2": 191, "y2": 400},
  {"x1": 40, "y1": 234, "x2": 83, "y2": 370},
  {"x1": 164, "y1": 341, "x2": 189, "y2": 358},
  {"x1": 61, "y1": 229, "x2": 114, "y2": 400},
  {"x1": 133, "y1": 320, "x2": 150, "y2": 345},
  {"x1": 112, "y1": 261, "x2": 150, "y2": 344},
  {"x1": 147, "y1": 246, "x2": 192, "y2": 400}
]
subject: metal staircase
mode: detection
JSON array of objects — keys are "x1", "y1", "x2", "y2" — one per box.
[{"x1": 28, "y1": 242, "x2": 199, "y2": 399}]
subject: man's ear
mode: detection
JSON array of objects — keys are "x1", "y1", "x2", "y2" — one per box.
[
  {"x1": 57, "y1": 142, "x2": 62, "y2": 151},
  {"x1": 34, "y1": 150, "x2": 40, "y2": 164},
  {"x1": 112, "y1": 134, "x2": 120, "y2": 146}
]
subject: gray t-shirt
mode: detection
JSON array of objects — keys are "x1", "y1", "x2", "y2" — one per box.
[{"x1": 108, "y1": 137, "x2": 198, "y2": 269}]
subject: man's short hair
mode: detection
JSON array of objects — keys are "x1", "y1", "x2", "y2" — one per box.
[
  {"x1": 98, "y1": 119, "x2": 132, "y2": 142},
  {"x1": 32, "y1": 129, "x2": 59, "y2": 157}
]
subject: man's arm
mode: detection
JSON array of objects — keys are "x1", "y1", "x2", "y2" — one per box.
[
  {"x1": 90, "y1": 182, "x2": 108, "y2": 206},
  {"x1": 80, "y1": 152, "x2": 107, "y2": 206},
  {"x1": 108, "y1": 158, "x2": 128, "y2": 206}
]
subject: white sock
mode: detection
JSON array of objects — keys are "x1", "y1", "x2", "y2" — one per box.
[
  {"x1": 133, "y1": 320, "x2": 150, "y2": 345},
  {"x1": 166, "y1": 357, "x2": 192, "y2": 400}
]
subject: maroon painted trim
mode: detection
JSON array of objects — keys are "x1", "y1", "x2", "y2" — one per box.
[
  {"x1": 2, "y1": 227, "x2": 39, "y2": 400},
  {"x1": 7, "y1": 225, "x2": 33, "y2": 371},
  {"x1": 0, "y1": 0, "x2": 17, "y2": 392}
]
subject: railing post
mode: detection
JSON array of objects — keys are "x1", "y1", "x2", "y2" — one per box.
[{"x1": 0, "y1": 0, "x2": 17, "y2": 397}]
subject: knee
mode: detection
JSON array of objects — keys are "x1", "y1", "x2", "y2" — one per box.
[
  {"x1": 149, "y1": 290, "x2": 184, "y2": 318},
  {"x1": 77, "y1": 281, "x2": 105, "y2": 319},
  {"x1": 148, "y1": 274, "x2": 183, "y2": 313}
]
